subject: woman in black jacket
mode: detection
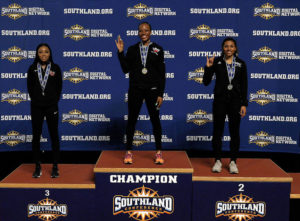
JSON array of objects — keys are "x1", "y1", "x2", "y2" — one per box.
[
  {"x1": 115, "y1": 22, "x2": 166, "y2": 164},
  {"x1": 27, "y1": 43, "x2": 62, "y2": 178},
  {"x1": 203, "y1": 37, "x2": 248, "y2": 174}
]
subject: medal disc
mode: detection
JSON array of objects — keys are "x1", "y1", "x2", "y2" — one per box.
[
  {"x1": 227, "y1": 84, "x2": 233, "y2": 90},
  {"x1": 142, "y1": 68, "x2": 148, "y2": 74}
]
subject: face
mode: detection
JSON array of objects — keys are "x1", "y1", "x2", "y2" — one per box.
[
  {"x1": 138, "y1": 23, "x2": 151, "y2": 43},
  {"x1": 223, "y1": 40, "x2": 237, "y2": 58},
  {"x1": 38, "y1": 46, "x2": 50, "y2": 63}
]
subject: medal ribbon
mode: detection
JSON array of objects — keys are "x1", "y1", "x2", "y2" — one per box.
[
  {"x1": 225, "y1": 56, "x2": 236, "y2": 83},
  {"x1": 37, "y1": 62, "x2": 51, "y2": 93},
  {"x1": 139, "y1": 42, "x2": 152, "y2": 67}
]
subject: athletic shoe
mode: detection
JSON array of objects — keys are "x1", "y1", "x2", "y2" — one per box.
[
  {"x1": 32, "y1": 164, "x2": 42, "y2": 178},
  {"x1": 212, "y1": 160, "x2": 222, "y2": 173},
  {"x1": 155, "y1": 152, "x2": 164, "y2": 164},
  {"x1": 124, "y1": 152, "x2": 133, "y2": 164},
  {"x1": 51, "y1": 164, "x2": 59, "y2": 178},
  {"x1": 229, "y1": 161, "x2": 239, "y2": 174}
]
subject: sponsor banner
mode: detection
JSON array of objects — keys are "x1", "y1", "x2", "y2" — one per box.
[
  {"x1": 1, "y1": 72, "x2": 27, "y2": 79},
  {"x1": 250, "y1": 73, "x2": 299, "y2": 80},
  {"x1": 249, "y1": 131, "x2": 297, "y2": 147},
  {"x1": 64, "y1": 24, "x2": 112, "y2": 41},
  {"x1": 64, "y1": 8, "x2": 113, "y2": 15},
  {"x1": 63, "y1": 51, "x2": 112, "y2": 58},
  {"x1": 190, "y1": 25, "x2": 238, "y2": 41},
  {"x1": 252, "y1": 46, "x2": 300, "y2": 63},
  {"x1": 1, "y1": 46, "x2": 35, "y2": 63},
  {"x1": 124, "y1": 130, "x2": 173, "y2": 146},
  {"x1": 190, "y1": 8, "x2": 240, "y2": 15},
  {"x1": 1, "y1": 30, "x2": 50, "y2": 36},
  {"x1": 0, "y1": 131, "x2": 47, "y2": 147},
  {"x1": 254, "y1": 3, "x2": 300, "y2": 20},
  {"x1": 1, "y1": 89, "x2": 30, "y2": 105},
  {"x1": 62, "y1": 94, "x2": 111, "y2": 100},
  {"x1": 63, "y1": 67, "x2": 111, "y2": 83},
  {"x1": 61, "y1": 135, "x2": 110, "y2": 142},
  {"x1": 62, "y1": 109, "x2": 110, "y2": 125}
]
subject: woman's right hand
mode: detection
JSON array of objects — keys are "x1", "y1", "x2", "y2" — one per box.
[
  {"x1": 206, "y1": 56, "x2": 215, "y2": 67},
  {"x1": 115, "y1": 35, "x2": 124, "y2": 53}
]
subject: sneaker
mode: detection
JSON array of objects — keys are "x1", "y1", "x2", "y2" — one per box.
[
  {"x1": 32, "y1": 164, "x2": 42, "y2": 178},
  {"x1": 51, "y1": 165, "x2": 59, "y2": 178},
  {"x1": 155, "y1": 152, "x2": 164, "y2": 164},
  {"x1": 229, "y1": 161, "x2": 239, "y2": 174},
  {"x1": 212, "y1": 160, "x2": 222, "y2": 173},
  {"x1": 124, "y1": 152, "x2": 133, "y2": 164}
]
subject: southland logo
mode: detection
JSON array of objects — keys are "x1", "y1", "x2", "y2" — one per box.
[
  {"x1": 28, "y1": 198, "x2": 67, "y2": 221},
  {"x1": 187, "y1": 109, "x2": 213, "y2": 126},
  {"x1": 1, "y1": 89, "x2": 29, "y2": 105},
  {"x1": 1, "y1": 3, "x2": 50, "y2": 20},
  {"x1": 133, "y1": 130, "x2": 151, "y2": 146},
  {"x1": 254, "y1": 3, "x2": 300, "y2": 20},
  {"x1": 249, "y1": 89, "x2": 275, "y2": 106},
  {"x1": 1, "y1": 46, "x2": 35, "y2": 63},
  {"x1": 64, "y1": 67, "x2": 89, "y2": 83},
  {"x1": 216, "y1": 193, "x2": 266, "y2": 221},
  {"x1": 188, "y1": 67, "x2": 205, "y2": 84},
  {"x1": 127, "y1": 3, "x2": 176, "y2": 20},
  {"x1": 252, "y1": 46, "x2": 277, "y2": 63},
  {"x1": 190, "y1": 24, "x2": 238, "y2": 41},
  {"x1": 0, "y1": 131, "x2": 25, "y2": 146},
  {"x1": 63, "y1": 67, "x2": 111, "y2": 83},
  {"x1": 64, "y1": 24, "x2": 89, "y2": 41},
  {"x1": 249, "y1": 131, "x2": 275, "y2": 147},
  {"x1": 250, "y1": 89, "x2": 298, "y2": 105},
  {"x1": 113, "y1": 186, "x2": 174, "y2": 221},
  {"x1": 64, "y1": 24, "x2": 112, "y2": 41},
  {"x1": 62, "y1": 109, "x2": 88, "y2": 126}
]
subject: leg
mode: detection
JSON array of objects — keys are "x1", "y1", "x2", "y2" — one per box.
[
  {"x1": 144, "y1": 89, "x2": 162, "y2": 150},
  {"x1": 126, "y1": 88, "x2": 144, "y2": 150},
  {"x1": 228, "y1": 102, "x2": 241, "y2": 162},
  {"x1": 45, "y1": 105, "x2": 60, "y2": 165},
  {"x1": 31, "y1": 105, "x2": 44, "y2": 165},
  {"x1": 212, "y1": 101, "x2": 226, "y2": 161}
]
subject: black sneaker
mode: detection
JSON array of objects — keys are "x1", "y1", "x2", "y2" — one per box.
[
  {"x1": 32, "y1": 164, "x2": 42, "y2": 178},
  {"x1": 51, "y1": 165, "x2": 59, "y2": 178}
]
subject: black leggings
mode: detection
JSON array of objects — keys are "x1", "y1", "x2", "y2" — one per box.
[
  {"x1": 126, "y1": 87, "x2": 162, "y2": 150},
  {"x1": 31, "y1": 104, "x2": 60, "y2": 164},
  {"x1": 212, "y1": 101, "x2": 241, "y2": 161}
]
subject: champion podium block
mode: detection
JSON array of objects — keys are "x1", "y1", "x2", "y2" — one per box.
[
  {"x1": 94, "y1": 150, "x2": 194, "y2": 221},
  {"x1": 191, "y1": 158, "x2": 292, "y2": 221},
  {"x1": 0, "y1": 164, "x2": 96, "y2": 221},
  {"x1": 289, "y1": 173, "x2": 300, "y2": 199}
]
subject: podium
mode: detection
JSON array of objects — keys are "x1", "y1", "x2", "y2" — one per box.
[
  {"x1": 0, "y1": 164, "x2": 96, "y2": 221},
  {"x1": 191, "y1": 158, "x2": 292, "y2": 221},
  {"x1": 94, "y1": 151, "x2": 193, "y2": 220}
]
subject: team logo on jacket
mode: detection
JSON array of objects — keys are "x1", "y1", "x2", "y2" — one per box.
[
  {"x1": 0, "y1": 131, "x2": 25, "y2": 146},
  {"x1": 62, "y1": 109, "x2": 88, "y2": 126},
  {"x1": 1, "y1": 89, "x2": 29, "y2": 105},
  {"x1": 64, "y1": 24, "x2": 89, "y2": 41},
  {"x1": 113, "y1": 186, "x2": 174, "y2": 221},
  {"x1": 63, "y1": 67, "x2": 89, "y2": 83},
  {"x1": 249, "y1": 131, "x2": 275, "y2": 147},
  {"x1": 254, "y1": 3, "x2": 280, "y2": 20},
  {"x1": 188, "y1": 67, "x2": 205, "y2": 84},
  {"x1": 187, "y1": 109, "x2": 213, "y2": 126},
  {"x1": 252, "y1": 46, "x2": 277, "y2": 63},
  {"x1": 216, "y1": 193, "x2": 266, "y2": 220},
  {"x1": 28, "y1": 198, "x2": 68, "y2": 221}
]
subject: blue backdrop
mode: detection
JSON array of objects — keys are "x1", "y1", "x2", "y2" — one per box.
[{"x1": 1, "y1": 0, "x2": 299, "y2": 153}]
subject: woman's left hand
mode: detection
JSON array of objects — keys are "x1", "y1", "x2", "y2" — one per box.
[
  {"x1": 240, "y1": 106, "x2": 247, "y2": 118},
  {"x1": 156, "y1": 96, "x2": 163, "y2": 108}
]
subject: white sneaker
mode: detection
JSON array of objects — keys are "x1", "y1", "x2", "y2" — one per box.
[
  {"x1": 212, "y1": 160, "x2": 222, "y2": 173},
  {"x1": 229, "y1": 161, "x2": 239, "y2": 174}
]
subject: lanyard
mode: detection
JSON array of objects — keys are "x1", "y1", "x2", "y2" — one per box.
[
  {"x1": 139, "y1": 42, "x2": 152, "y2": 67},
  {"x1": 225, "y1": 56, "x2": 236, "y2": 83},
  {"x1": 37, "y1": 62, "x2": 51, "y2": 93}
]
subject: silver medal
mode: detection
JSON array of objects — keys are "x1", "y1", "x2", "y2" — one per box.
[
  {"x1": 142, "y1": 68, "x2": 148, "y2": 74},
  {"x1": 227, "y1": 84, "x2": 233, "y2": 90}
]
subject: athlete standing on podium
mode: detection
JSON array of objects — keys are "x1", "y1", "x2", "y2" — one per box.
[
  {"x1": 203, "y1": 37, "x2": 248, "y2": 174},
  {"x1": 27, "y1": 43, "x2": 62, "y2": 178},
  {"x1": 115, "y1": 22, "x2": 166, "y2": 164}
]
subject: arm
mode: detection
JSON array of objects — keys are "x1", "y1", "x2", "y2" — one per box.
[
  {"x1": 203, "y1": 56, "x2": 215, "y2": 86},
  {"x1": 156, "y1": 47, "x2": 166, "y2": 108},
  {"x1": 116, "y1": 35, "x2": 132, "y2": 74},
  {"x1": 26, "y1": 65, "x2": 34, "y2": 101},
  {"x1": 240, "y1": 62, "x2": 248, "y2": 107},
  {"x1": 56, "y1": 65, "x2": 63, "y2": 102}
]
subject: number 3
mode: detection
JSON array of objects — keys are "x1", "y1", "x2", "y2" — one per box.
[{"x1": 45, "y1": 190, "x2": 50, "y2": 196}]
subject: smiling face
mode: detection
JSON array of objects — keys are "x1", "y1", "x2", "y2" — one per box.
[
  {"x1": 138, "y1": 23, "x2": 151, "y2": 45},
  {"x1": 38, "y1": 46, "x2": 50, "y2": 63},
  {"x1": 223, "y1": 40, "x2": 237, "y2": 58}
]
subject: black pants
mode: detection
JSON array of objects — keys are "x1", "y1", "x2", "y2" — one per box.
[
  {"x1": 31, "y1": 104, "x2": 60, "y2": 164},
  {"x1": 126, "y1": 87, "x2": 162, "y2": 150},
  {"x1": 212, "y1": 100, "x2": 241, "y2": 161}
]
